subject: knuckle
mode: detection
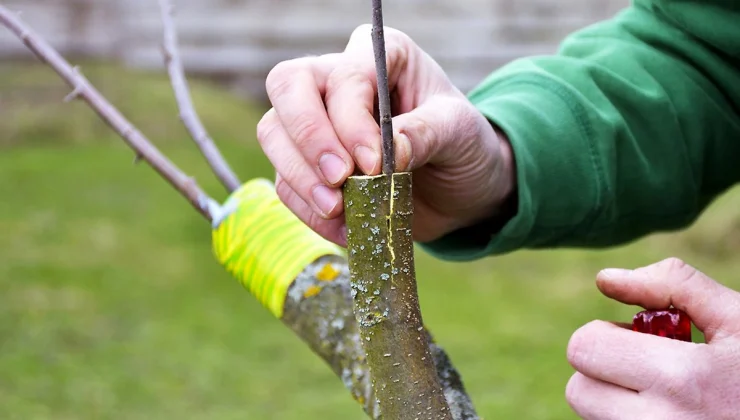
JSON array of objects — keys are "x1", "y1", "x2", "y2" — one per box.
[
  {"x1": 659, "y1": 362, "x2": 691, "y2": 391},
  {"x1": 566, "y1": 321, "x2": 599, "y2": 369},
  {"x1": 274, "y1": 174, "x2": 291, "y2": 202},
  {"x1": 658, "y1": 256, "x2": 701, "y2": 287},
  {"x1": 265, "y1": 59, "x2": 301, "y2": 99},
  {"x1": 350, "y1": 23, "x2": 410, "y2": 45},
  {"x1": 325, "y1": 66, "x2": 373, "y2": 99},
  {"x1": 348, "y1": 24, "x2": 411, "y2": 72},
  {"x1": 449, "y1": 98, "x2": 479, "y2": 138},
  {"x1": 281, "y1": 158, "x2": 308, "y2": 191},
  {"x1": 692, "y1": 345, "x2": 719, "y2": 412},
  {"x1": 384, "y1": 32, "x2": 411, "y2": 75},
  {"x1": 403, "y1": 111, "x2": 437, "y2": 147},
  {"x1": 384, "y1": 27, "x2": 413, "y2": 51},
  {"x1": 655, "y1": 354, "x2": 701, "y2": 403},
  {"x1": 255, "y1": 110, "x2": 278, "y2": 144},
  {"x1": 637, "y1": 257, "x2": 701, "y2": 291},
  {"x1": 676, "y1": 345, "x2": 712, "y2": 409},
  {"x1": 350, "y1": 23, "x2": 373, "y2": 39},
  {"x1": 403, "y1": 112, "x2": 427, "y2": 135},
  {"x1": 386, "y1": 28, "x2": 416, "y2": 66},
  {"x1": 291, "y1": 116, "x2": 323, "y2": 148},
  {"x1": 306, "y1": 207, "x2": 327, "y2": 228},
  {"x1": 662, "y1": 257, "x2": 692, "y2": 275}
]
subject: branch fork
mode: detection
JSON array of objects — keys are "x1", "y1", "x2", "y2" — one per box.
[{"x1": 0, "y1": 2, "x2": 479, "y2": 418}]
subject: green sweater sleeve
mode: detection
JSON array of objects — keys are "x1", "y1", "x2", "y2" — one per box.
[{"x1": 421, "y1": 0, "x2": 740, "y2": 261}]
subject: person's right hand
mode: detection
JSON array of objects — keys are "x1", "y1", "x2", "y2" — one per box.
[{"x1": 257, "y1": 24, "x2": 517, "y2": 247}]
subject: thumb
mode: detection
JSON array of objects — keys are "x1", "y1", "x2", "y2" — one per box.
[
  {"x1": 596, "y1": 257, "x2": 740, "y2": 341},
  {"x1": 390, "y1": 95, "x2": 484, "y2": 172}
]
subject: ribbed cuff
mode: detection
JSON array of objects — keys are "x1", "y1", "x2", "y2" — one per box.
[{"x1": 419, "y1": 73, "x2": 602, "y2": 261}]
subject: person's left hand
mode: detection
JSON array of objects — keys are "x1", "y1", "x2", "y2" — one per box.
[{"x1": 565, "y1": 257, "x2": 740, "y2": 419}]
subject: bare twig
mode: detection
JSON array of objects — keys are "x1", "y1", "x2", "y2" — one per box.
[
  {"x1": 0, "y1": 5, "x2": 217, "y2": 221},
  {"x1": 157, "y1": 0, "x2": 242, "y2": 193},
  {"x1": 371, "y1": 0, "x2": 395, "y2": 175},
  {"x1": 2, "y1": 5, "x2": 480, "y2": 418}
]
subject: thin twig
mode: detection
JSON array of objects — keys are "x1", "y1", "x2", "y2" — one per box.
[
  {"x1": 157, "y1": 0, "x2": 242, "y2": 193},
  {"x1": 0, "y1": 5, "x2": 216, "y2": 221},
  {"x1": 371, "y1": 0, "x2": 395, "y2": 175}
]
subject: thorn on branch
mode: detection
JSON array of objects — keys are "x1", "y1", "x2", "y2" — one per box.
[
  {"x1": 159, "y1": 43, "x2": 172, "y2": 62},
  {"x1": 63, "y1": 66, "x2": 83, "y2": 102},
  {"x1": 63, "y1": 86, "x2": 83, "y2": 102}
]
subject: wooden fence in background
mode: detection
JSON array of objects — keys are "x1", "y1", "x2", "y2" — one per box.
[{"x1": 0, "y1": 0, "x2": 628, "y2": 100}]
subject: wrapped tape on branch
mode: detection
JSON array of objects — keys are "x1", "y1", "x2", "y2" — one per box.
[{"x1": 212, "y1": 178, "x2": 345, "y2": 318}]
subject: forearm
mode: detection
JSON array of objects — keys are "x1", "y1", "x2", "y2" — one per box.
[{"x1": 421, "y1": 1, "x2": 740, "y2": 261}]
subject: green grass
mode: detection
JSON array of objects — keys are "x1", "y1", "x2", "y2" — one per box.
[{"x1": 1, "y1": 60, "x2": 739, "y2": 420}]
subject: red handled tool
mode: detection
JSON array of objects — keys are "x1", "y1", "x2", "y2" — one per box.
[{"x1": 632, "y1": 307, "x2": 692, "y2": 342}]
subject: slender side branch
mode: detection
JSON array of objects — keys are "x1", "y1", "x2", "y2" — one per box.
[
  {"x1": 157, "y1": 0, "x2": 242, "y2": 193},
  {"x1": 0, "y1": 5, "x2": 216, "y2": 221},
  {"x1": 371, "y1": 0, "x2": 395, "y2": 175},
  {"x1": 3, "y1": 5, "x2": 481, "y2": 419}
]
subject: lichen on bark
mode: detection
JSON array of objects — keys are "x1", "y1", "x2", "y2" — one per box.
[
  {"x1": 281, "y1": 255, "x2": 480, "y2": 420},
  {"x1": 344, "y1": 173, "x2": 451, "y2": 419}
]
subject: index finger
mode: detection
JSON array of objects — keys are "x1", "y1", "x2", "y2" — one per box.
[
  {"x1": 596, "y1": 258, "x2": 740, "y2": 342},
  {"x1": 324, "y1": 25, "x2": 413, "y2": 175},
  {"x1": 265, "y1": 54, "x2": 354, "y2": 187},
  {"x1": 567, "y1": 319, "x2": 699, "y2": 393}
]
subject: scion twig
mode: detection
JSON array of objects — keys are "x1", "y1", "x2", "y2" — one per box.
[
  {"x1": 371, "y1": 0, "x2": 395, "y2": 175},
  {"x1": 158, "y1": 0, "x2": 242, "y2": 193},
  {"x1": 0, "y1": 5, "x2": 217, "y2": 221}
]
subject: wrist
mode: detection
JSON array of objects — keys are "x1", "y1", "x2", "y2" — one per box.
[
  {"x1": 450, "y1": 120, "x2": 518, "y2": 236},
  {"x1": 488, "y1": 125, "x2": 518, "y2": 231}
]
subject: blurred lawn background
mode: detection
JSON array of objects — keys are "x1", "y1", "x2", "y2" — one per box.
[{"x1": 1, "y1": 61, "x2": 739, "y2": 420}]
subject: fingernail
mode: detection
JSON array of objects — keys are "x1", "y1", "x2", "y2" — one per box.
[
  {"x1": 600, "y1": 268, "x2": 632, "y2": 279},
  {"x1": 394, "y1": 133, "x2": 413, "y2": 171},
  {"x1": 318, "y1": 153, "x2": 348, "y2": 185},
  {"x1": 312, "y1": 185, "x2": 339, "y2": 217},
  {"x1": 354, "y1": 145, "x2": 378, "y2": 175}
]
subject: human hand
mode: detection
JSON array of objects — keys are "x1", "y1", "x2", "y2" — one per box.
[
  {"x1": 257, "y1": 24, "x2": 516, "y2": 246},
  {"x1": 566, "y1": 257, "x2": 740, "y2": 419}
]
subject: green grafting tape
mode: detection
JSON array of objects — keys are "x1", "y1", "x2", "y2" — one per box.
[{"x1": 212, "y1": 178, "x2": 345, "y2": 318}]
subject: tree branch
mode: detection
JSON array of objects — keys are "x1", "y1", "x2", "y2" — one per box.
[
  {"x1": 0, "y1": 5, "x2": 218, "y2": 221},
  {"x1": 157, "y1": 0, "x2": 242, "y2": 193},
  {"x1": 213, "y1": 181, "x2": 480, "y2": 419},
  {"x1": 371, "y1": 0, "x2": 395, "y2": 175},
  {"x1": 344, "y1": 174, "x2": 452, "y2": 419},
  {"x1": 2, "y1": 5, "x2": 480, "y2": 418},
  {"x1": 283, "y1": 255, "x2": 480, "y2": 420}
]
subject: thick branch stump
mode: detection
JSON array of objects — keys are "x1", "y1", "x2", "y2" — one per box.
[{"x1": 344, "y1": 173, "x2": 451, "y2": 419}]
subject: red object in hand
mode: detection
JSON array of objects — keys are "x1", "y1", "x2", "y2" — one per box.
[{"x1": 632, "y1": 307, "x2": 692, "y2": 342}]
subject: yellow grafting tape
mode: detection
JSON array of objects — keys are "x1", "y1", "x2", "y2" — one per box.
[{"x1": 212, "y1": 178, "x2": 345, "y2": 318}]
